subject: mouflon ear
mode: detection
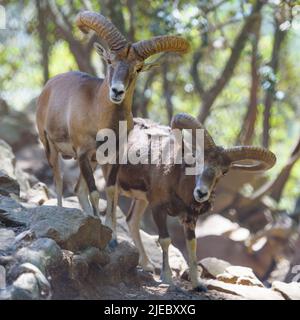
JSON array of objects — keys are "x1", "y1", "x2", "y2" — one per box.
[{"x1": 140, "y1": 62, "x2": 160, "y2": 72}]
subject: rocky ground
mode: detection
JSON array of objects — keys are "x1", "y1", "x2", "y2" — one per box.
[{"x1": 1, "y1": 137, "x2": 300, "y2": 300}]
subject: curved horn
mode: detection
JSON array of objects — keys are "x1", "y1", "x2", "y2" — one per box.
[
  {"x1": 133, "y1": 35, "x2": 190, "y2": 60},
  {"x1": 76, "y1": 11, "x2": 128, "y2": 51},
  {"x1": 171, "y1": 113, "x2": 216, "y2": 150},
  {"x1": 223, "y1": 146, "x2": 276, "y2": 171}
]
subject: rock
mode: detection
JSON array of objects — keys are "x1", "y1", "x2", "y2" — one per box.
[
  {"x1": 28, "y1": 206, "x2": 112, "y2": 251},
  {"x1": 77, "y1": 246, "x2": 110, "y2": 266},
  {"x1": 0, "y1": 228, "x2": 15, "y2": 253},
  {"x1": 0, "y1": 139, "x2": 31, "y2": 196},
  {"x1": 17, "y1": 263, "x2": 51, "y2": 299},
  {"x1": 25, "y1": 182, "x2": 49, "y2": 205},
  {"x1": 0, "y1": 171, "x2": 20, "y2": 197},
  {"x1": 272, "y1": 281, "x2": 300, "y2": 300},
  {"x1": 16, "y1": 238, "x2": 63, "y2": 274},
  {"x1": 103, "y1": 241, "x2": 139, "y2": 283},
  {"x1": 199, "y1": 257, "x2": 232, "y2": 279},
  {"x1": 285, "y1": 236, "x2": 300, "y2": 283},
  {"x1": 43, "y1": 197, "x2": 81, "y2": 209},
  {"x1": 43, "y1": 196, "x2": 107, "y2": 212},
  {"x1": 216, "y1": 266, "x2": 263, "y2": 287},
  {"x1": 0, "y1": 139, "x2": 15, "y2": 178},
  {"x1": 0, "y1": 195, "x2": 31, "y2": 227},
  {"x1": 14, "y1": 166, "x2": 31, "y2": 195},
  {"x1": 0, "y1": 265, "x2": 6, "y2": 289},
  {"x1": 0, "y1": 98, "x2": 9, "y2": 117},
  {"x1": 0, "y1": 288, "x2": 11, "y2": 300},
  {"x1": 0, "y1": 110, "x2": 37, "y2": 151},
  {"x1": 205, "y1": 279, "x2": 284, "y2": 300},
  {"x1": 0, "y1": 139, "x2": 21, "y2": 197},
  {"x1": 11, "y1": 273, "x2": 40, "y2": 300},
  {"x1": 68, "y1": 247, "x2": 110, "y2": 281}
]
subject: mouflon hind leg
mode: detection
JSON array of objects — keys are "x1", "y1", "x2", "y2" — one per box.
[
  {"x1": 75, "y1": 174, "x2": 93, "y2": 216},
  {"x1": 127, "y1": 199, "x2": 155, "y2": 272},
  {"x1": 78, "y1": 151, "x2": 100, "y2": 218},
  {"x1": 152, "y1": 207, "x2": 173, "y2": 284},
  {"x1": 46, "y1": 136, "x2": 63, "y2": 207}
]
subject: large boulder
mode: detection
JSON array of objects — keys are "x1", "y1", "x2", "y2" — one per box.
[{"x1": 28, "y1": 206, "x2": 112, "y2": 251}]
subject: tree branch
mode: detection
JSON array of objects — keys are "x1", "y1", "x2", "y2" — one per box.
[{"x1": 197, "y1": 0, "x2": 265, "y2": 122}]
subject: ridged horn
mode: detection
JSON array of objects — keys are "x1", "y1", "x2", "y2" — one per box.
[
  {"x1": 223, "y1": 146, "x2": 276, "y2": 171},
  {"x1": 171, "y1": 113, "x2": 216, "y2": 150},
  {"x1": 76, "y1": 11, "x2": 128, "y2": 52},
  {"x1": 133, "y1": 35, "x2": 190, "y2": 60}
]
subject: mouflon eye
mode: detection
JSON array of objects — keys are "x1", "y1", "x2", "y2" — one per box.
[
  {"x1": 223, "y1": 169, "x2": 229, "y2": 175},
  {"x1": 135, "y1": 64, "x2": 143, "y2": 73}
]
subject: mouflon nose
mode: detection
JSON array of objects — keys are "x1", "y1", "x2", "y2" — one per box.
[
  {"x1": 196, "y1": 189, "x2": 208, "y2": 199},
  {"x1": 193, "y1": 186, "x2": 210, "y2": 202},
  {"x1": 111, "y1": 87, "x2": 125, "y2": 96},
  {"x1": 111, "y1": 83, "x2": 125, "y2": 97}
]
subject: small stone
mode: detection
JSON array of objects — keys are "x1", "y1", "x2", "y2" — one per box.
[
  {"x1": 26, "y1": 182, "x2": 49, "y2": 205},
  {"x1": 199, "y1": 257, "x2": 231, "y2": 279}
]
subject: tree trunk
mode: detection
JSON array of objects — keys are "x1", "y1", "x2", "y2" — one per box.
[
  {"x1": 237, "y1": 14, "x2": 261, "y2": 145},
  {"x1": 36, "y1": 0, "x2": 50, "y2": 84},
  {"x1": 262, "y1": 16, "x2": 287, "y2": 148}
]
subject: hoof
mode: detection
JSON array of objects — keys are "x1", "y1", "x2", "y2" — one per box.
[
  {"x1": 167, "y1": 284, "x2": 185, "y2": 294},
  {"x1": 140, "y1": 261, "x2": 155, "y2": 273},
  {"x1": 193, "y1": 283, "x2": 207, "y2": 293},
  {"x1": 108, "y1": 239, "x2": 118, "y2": 250},
  {"x1": 160, "y1": 272, "x2": 173, "y2": 285}
]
